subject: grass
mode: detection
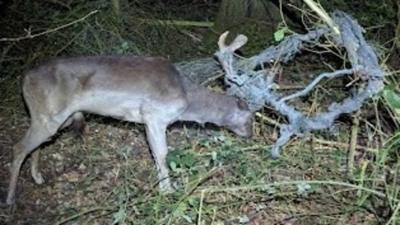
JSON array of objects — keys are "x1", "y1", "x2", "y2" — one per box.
[{"x1": 45, "y1": 129, "x2": 398, "y2": 225}]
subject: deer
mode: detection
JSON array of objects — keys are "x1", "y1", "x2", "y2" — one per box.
[{"x1": 5, "y1": 33, "x2": 251, "y2": 205}]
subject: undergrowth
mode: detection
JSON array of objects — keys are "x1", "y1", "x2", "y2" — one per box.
[{"x1": 51, "y1": 130, "x2": 400, "y2": 224}]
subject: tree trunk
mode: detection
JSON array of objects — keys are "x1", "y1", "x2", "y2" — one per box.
[{"x1": 215, "y1": 0, "x2": 281, "y2": 32}]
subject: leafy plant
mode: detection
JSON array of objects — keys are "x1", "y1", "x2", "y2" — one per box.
[{"x1": 383, "y1": 87, "x2": 400, "y2": 121}]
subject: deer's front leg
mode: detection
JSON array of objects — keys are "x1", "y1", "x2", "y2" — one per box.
[{"x1": 145, "y1": 121, "x2": 173, "y2": 192}]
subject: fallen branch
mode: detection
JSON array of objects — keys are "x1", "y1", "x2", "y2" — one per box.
[
  {"x1": 348, "y1": 110, "x2": 361, "y2": 175},
  {"x1": 137, "y1": 19, "x2": 214, "y2": 28}
]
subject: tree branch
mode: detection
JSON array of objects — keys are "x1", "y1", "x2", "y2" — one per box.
[{"x1": 0, "y1": 10, "x2": 98, "y2": 42}]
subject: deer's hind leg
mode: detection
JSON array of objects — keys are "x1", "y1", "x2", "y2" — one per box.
[
  {"x1": 30, "y1": 112, "x2": 85, "y2": 185},
  {"x1": 6, "y1": 112, "x2": 70, "y2": 205}
]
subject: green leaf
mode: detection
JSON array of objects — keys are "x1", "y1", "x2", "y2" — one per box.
[
  {"x1": 274, "y1": 29, "x2": 284, "y2": 42},
  {"x1": 383, "y1": 89, "x2": 400, "y2": 109},
  {"x1": 182, "y1": 154, "x2": 195, "y2": 168},
  {"x1": 169, "y1": 161, "x2": 177, "y2": 172},
  {"x1": 274, "y1": 27, "x2": 288, "y2": 42}
]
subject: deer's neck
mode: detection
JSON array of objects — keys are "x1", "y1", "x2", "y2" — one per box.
[{"x1": 179, "y1": 78, "x2": 232, "y2": 126}]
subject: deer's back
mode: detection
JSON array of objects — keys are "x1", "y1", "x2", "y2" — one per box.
[
  {"x1": 22, "y1": 56, "x2": 187, "y2": 121},
  {"x1": 24, "y1": 56, "x2": 184, "y2": 96}
]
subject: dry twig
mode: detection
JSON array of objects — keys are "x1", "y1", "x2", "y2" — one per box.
[{"x1": 0, "y1": 10, "x2": 98, "y2": 42}]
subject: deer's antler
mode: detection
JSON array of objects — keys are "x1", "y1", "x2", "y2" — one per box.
[{"x1": 218, "y1": 31, "x2": 248, "y2": 53}]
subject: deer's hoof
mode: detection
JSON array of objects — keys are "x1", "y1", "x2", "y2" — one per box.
[
  {"x1": 159, "y1": 180, "x2": 175, "y2": 194},
  {"x1": 32, "y1": 172, "x2": 45, "y2": 185}
]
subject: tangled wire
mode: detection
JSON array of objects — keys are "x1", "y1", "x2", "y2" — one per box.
[{"x1": 213, "y1": 11, "x2": 385, "y2": 157}]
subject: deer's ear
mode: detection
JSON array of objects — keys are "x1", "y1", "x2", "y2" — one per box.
[{"x1": 237, "y1": 99, "x2": 249, "y2": 110}]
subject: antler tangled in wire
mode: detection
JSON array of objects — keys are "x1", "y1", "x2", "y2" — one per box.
[{"x1": 214, "y1": 11, "x2": 385, "y2": 157}]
